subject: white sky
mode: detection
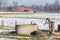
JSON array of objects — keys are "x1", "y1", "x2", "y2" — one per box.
[{"x1": 7, "y1": 0, "x2": 59, "y2": 6}]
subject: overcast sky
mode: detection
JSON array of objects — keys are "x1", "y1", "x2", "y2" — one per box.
[{"x1": 7, "y1": 0, "x2": 59, "y2": 6}]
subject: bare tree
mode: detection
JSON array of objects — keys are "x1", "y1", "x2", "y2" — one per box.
[
  {"x1": 44, "y1": 3, "x2": 50, "y2": 12},
  {"x1": 0, "y1": 0, "x2": 3, "y2": 7},
  {"x1": 39, "y1": 5, "x2": 44, "y2": 12},
  {"x1": 53, "y1": 0, "x2": 59, "y2": 13},
  {"x1": 31, "y1": 5, "x2": 40, "y2": 12},
  {"x1": 0, "y1": 0, "x2": 8, "y2": 7},
  {"x1": 13, "y1": 1, "x2": 18, "y2": 7},
  {"x1": 0, "y1": 0, "x2": 8, "y2": 11}
]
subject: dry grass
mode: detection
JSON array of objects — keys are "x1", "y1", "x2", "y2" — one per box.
[{"x1": 0, "y1": 26, "x2": 15, "y2": 30}]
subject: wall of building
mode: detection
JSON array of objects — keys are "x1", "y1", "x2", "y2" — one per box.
[{"x1": 16, "y1": 24, "x2": 37, "y2": 35}]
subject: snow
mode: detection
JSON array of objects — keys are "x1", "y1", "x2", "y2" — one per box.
[{"x1": 0, "y1": 13, "x2": 60, "y2": 30}]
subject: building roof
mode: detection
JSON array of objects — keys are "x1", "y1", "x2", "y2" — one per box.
[{"x1": 11, "y1": 6, "x2": 33, "y2": 12}]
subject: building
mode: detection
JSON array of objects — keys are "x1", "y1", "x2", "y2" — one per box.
[
  {"x1": 15, "y1": 24, "x2": 38, "y2": 35},
  {"x1": 11, "y1": 6, "x2": 33, "y2": 12}
]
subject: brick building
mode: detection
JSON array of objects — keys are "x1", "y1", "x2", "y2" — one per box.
[{"x1": 11, "y1": 6, "x2": 33, "y2": 12}]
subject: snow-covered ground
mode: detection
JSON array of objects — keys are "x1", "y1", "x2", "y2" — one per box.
[
  {"x1": 0, "y1": 13, "x2": 60, "y2": 30},
  {"x1": 0, "y1": 38, "x2": 17, "y2": 40},
  {"x1": 0, "y1": 13, "x2": 59, "y2": 40}
]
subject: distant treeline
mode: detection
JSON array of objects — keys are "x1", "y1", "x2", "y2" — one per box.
[
  {"x1": 30, "y1": 0, "x2": 60, "y2": 13},
  {"x1": 0, "y1": 0, "x2": 60, "y2": 13}
]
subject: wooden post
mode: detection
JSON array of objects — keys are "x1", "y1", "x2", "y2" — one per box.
[
  {"x1": 31, "y1": 21, "x2": 33, "y2": 24},
  {"x1": 15, "y1": 21, "x2": 17, "y2": 25},
  {"x1": 15, "y1": 21, "x2": 17, "y2": 34},
  {"x1": 45, "y1": 18, "x2": 55, "y2": 35},
  {"x1": 51, "y1": 21, "x2": 55, "y2": 34},
  {"x1": 1, "y1": 20, "x2": 4, "y2": 29}
]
